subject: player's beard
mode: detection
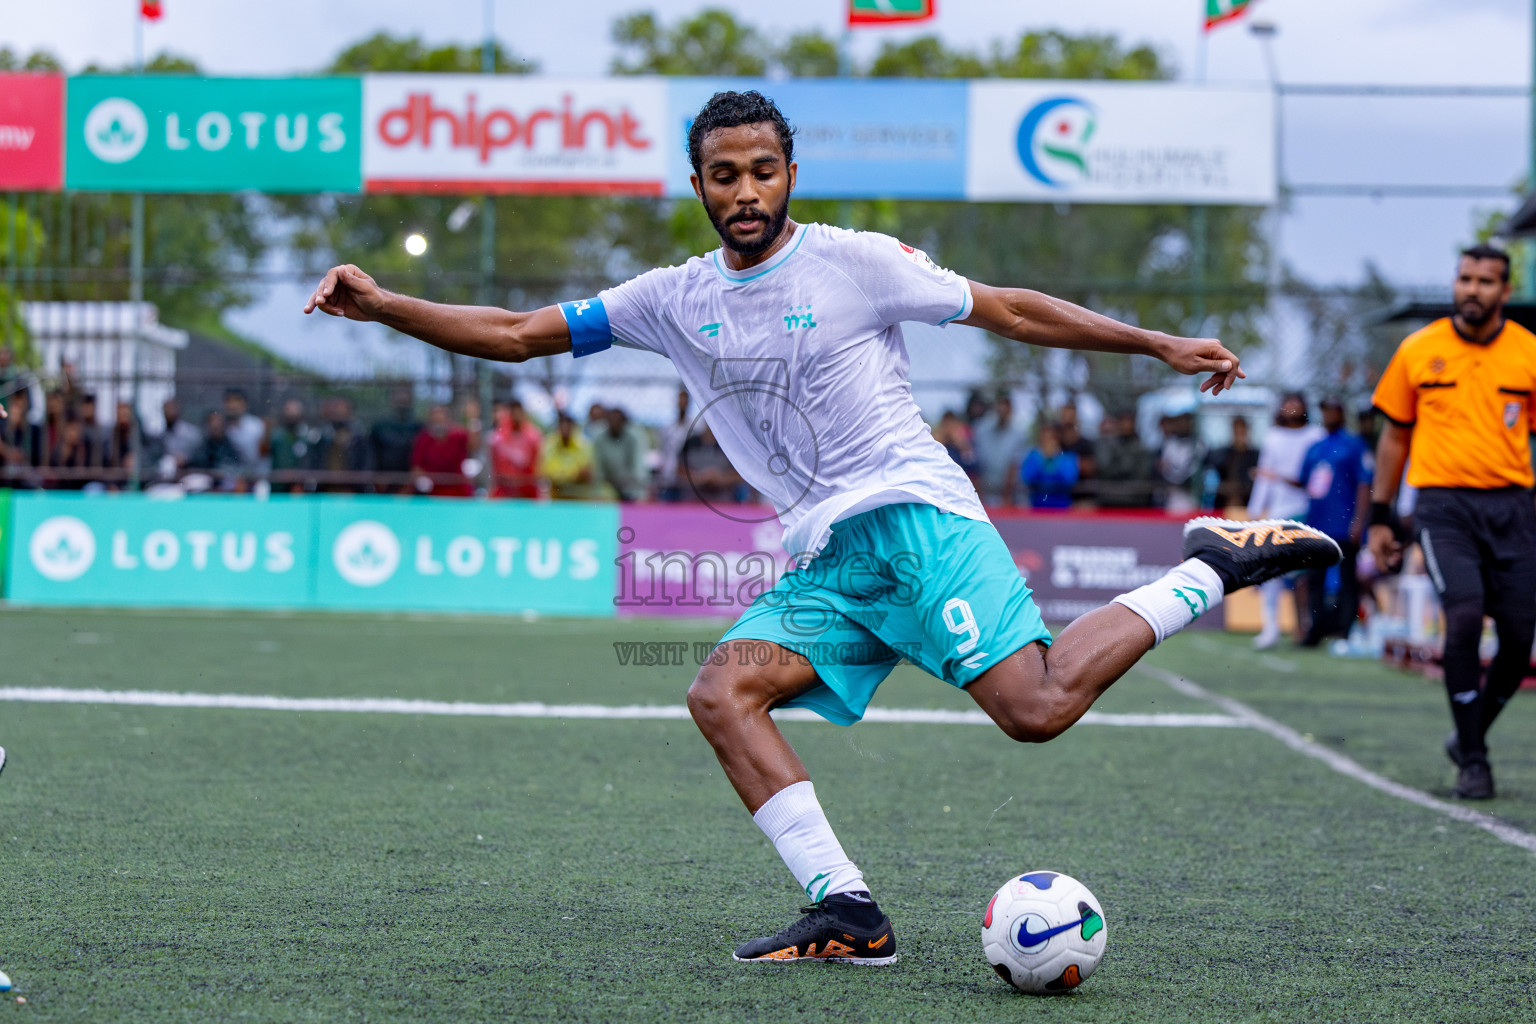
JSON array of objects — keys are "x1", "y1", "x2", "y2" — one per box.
[
  {"x1": 1457, "y1": 295, "x2": 1500, "y2": 327},
  {"x1": 708, "y1": 195, "x2": 791, "y2": 258}
]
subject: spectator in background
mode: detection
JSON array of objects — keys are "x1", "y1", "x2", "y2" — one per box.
[
  {"x1": 1, "y1": 387, "x2": 44, "y2": 483},
  {"x1": 657, "y1": 387, "x2": 693, "y2": 502},
  {"x1": 1057, "y1": 400, "x2": 1098, "y2": 504},
  {"x1": 1297, "y1": 397, "x2": 1372, "y2": 647},
  {"x1": 680, "y1": 423, "x2": 746, "y2": 504},
  {"x1": 1248, "y1": 392, "x2": 1326, "y2": 649},
  {"x1": 1020, "y1": 423, "x2": 1079, "y2": 509},
  {"x1": 152, "y1": 398, "x2": 202, "y2": 477},
  {"x1": 1095, "y1": 411, "x2": 1155, "y2": 507},
  {"x1": 583, "y1": 402, "x2": 608, "y2": 441},
  {"x1": 592, "y1": 405, "x2": 650, "y2": 502},
  {"x1": 964, "y1": 389, "x2": 990, "y2": 429},
  {"x1": 49, "y1": 415, "x2": 101, "y2": 488},
  {"x1": 189, "y1": 410, "x2": 243, "y2": 489},
  {"x1": 973, "y1": 393, "x2": 1027, "y2": 506},
  {"x1": 268, "y1": 398, "x2": 316, "y2": 491},
  {"x1": 410, "y1": 404, "x2": 472, "y2": 497},
  {"x1": 933, "y1": 410, "x2": 980, "y2": 486},
  {"x1": 105, "y1": 401, "x2": 138, "y2": 476},
  {"x1": 1355, "y1": 405, "x2": 1379, "y2": 453},
  {"x1": 541, "y1": 412, "x2": 599, "y2": 499},
  {"x1": 1205, "y1": 415, "x2": 1260, "y2": 510},
  {"x1": 76, "y1": 394, "x2": 106, "y2": 465},
  {"x1": 369, "y1": 387, "x2": 421, "y2": 492},
  {"x1": 223, "y1": 389, "x2": 266, "y2": 478},
  {"x1": 458, "y1": 396, "x2": 484, "y2": 452},
  {"x1": 1155, "y1": 407, "x2": 1207, "y2": 514},
  {"x1": 489, "y1": 399, "x2": 543, "y2": 498},
  {"x1": 309, "y1": 396, "x2": 372, "y2": 492},
  {"x1": 43, "y1": 390, "x2": 67, "y2": 456}
]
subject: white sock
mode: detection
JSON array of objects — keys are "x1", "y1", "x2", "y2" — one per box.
[
  {"x1": 1259, "y1": 577, "x2": 1282, "y2": 633},
  {"x1": 1111, "y1": 558, "x2": 1225, "y2": 645},
  {"x1": 752, "y1": 781, "x2": 867, "y2": 902}
]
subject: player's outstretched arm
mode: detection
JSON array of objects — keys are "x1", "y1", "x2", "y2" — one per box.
[
  {"x1": 302, "y1": 264, "x2": 571, "y2": 363},
  {"x1": 960, "y1": 282, "x2": 1245, "y2": 395}
]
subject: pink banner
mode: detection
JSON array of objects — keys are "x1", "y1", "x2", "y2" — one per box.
[{"x1": 616, "y1": 503, "x2": 787, "y2": 619}]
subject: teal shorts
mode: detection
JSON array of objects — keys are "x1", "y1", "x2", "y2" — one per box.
[{"x1": 718, "y1": 502, "x2": 1051, "y2": 725}]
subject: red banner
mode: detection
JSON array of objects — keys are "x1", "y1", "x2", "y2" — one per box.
[{"x1": 0, "y1": 73, "x2": 64, "y2": 190}]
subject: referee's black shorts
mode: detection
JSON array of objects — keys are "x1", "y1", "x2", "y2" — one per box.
[{"x1": 1414, "y1": 486, "x2": 1536, "y2": 616}]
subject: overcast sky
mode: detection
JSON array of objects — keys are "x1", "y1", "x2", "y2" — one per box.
[{"x1": 3, "y1": 0, "x2": 1531, "y2": 382}]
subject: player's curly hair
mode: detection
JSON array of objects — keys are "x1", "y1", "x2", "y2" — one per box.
[{"x1": 687, "y1": 90, "x2": 796, "y2": 175}]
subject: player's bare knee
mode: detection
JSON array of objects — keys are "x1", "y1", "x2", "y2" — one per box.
[{"x1": 686, "y1": 662, "x2": 763, "y2": 734}]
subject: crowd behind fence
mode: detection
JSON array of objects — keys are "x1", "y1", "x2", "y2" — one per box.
[{"x1": 0, "y1": 354, "x2": 1387, "y2": 512}]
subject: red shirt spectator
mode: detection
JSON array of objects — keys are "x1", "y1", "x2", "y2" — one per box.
[
  {"x1": 489, "y1": 401, "x2": 543, "y2": 498},
  {"x1": 411, "y1": 405, "x2": 472, "y2": 497}
]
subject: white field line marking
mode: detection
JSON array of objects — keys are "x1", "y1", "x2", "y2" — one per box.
[
  {"x1": 0, "y1": 686, "x2": 1243, "y2": 729},
  {"x1": 1138, "y1": 665, "x2": 1536, "y2": 856}
]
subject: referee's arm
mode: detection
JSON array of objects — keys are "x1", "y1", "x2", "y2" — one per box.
[{"x1": 1367, "y1": 417, "x2": 1413, "y2": 570}]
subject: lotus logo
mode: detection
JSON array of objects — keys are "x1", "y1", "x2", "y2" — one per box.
[
  {"x1": 1016, "y1": 96, "x2": 1096, "y2": 188},
  {"x1": 29, "y1": 516, "x2": 97, "y2": 581},
  {"x1": 83, "y1": 97, "x2": 149, "y2": 164},
  {"x1": 332, "y1": 520, "x2": 401, "y2": 587}
]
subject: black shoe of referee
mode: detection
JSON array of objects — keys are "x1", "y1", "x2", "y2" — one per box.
[
  {"x1": 1454, "y1": 759, "x2": 1495, "y2": 800},
  {"x1": 1182, "y1": 517, "x2": 1342, "y2": 593}
]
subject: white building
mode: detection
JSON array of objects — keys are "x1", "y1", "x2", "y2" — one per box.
[{"x1": 20, "y1": 302, "x2": 187, "y2": 433}]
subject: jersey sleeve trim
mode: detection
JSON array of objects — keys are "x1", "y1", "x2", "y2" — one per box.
[
  {"x1": 557, "y1": 298, "x2": 613, "y2": 358},
  {"x1": 1371, "y1": 403, "x2": 1414, "y2": 428},
  {"x1": 937, "y1": 279, "x2": 975, "y2": 325}
]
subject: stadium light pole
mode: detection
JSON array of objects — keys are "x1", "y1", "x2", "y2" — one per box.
[
  {"x1": 1250, "y1": 20, "x2": 1287, "y2": 381},
  {"x1": 477, "y1": 0, "x2": 498, "y2": 493},
  {"x1": 129, "y1": 6, "x2": 147, "y2": 491}
]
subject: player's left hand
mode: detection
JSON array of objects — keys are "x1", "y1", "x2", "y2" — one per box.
[{"x1": 1160, "y1": 336, "x2": 1245, "y2": 395}]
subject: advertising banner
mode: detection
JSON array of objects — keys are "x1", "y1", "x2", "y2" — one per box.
[
  {"x1": 65, "y1": 76, "x2": 362, "y2": 192},
  {"x1": 665, "y1": 79, "x2": 967, "y2": 199},
  {"x1": 7, "y1": 492, "x2": 314, "y2": 607},
  {"x1": 0, "y1": 489, "x2": 10, "y2": 596},
  {"x1": 362, "y1": 75, "x2": 668, "y2": 194},
  {"x1": 314, "y1": 497, "x2": 619, "y2": 615},
  {"x1": 0, "y1": 73, "x2": 64, "y2": 189},
  {"x1": 991, "y1": 514, "x2": 1217, "y2": 629},
  {"x1": 616, "y1": 504, "x2": 787, "y2": 619},
  {"x1": 966, "y1": 82, "x2": 1276, "y2": 204}
]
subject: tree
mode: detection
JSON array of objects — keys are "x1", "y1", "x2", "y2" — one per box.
[
  {"x1": 611, "y1": 9, "x2": 771, "y2": 76},
  {"x1": 0, "y1": 47, "x2": 63, "y2": 71},
  {"x1": 329, "y1": 33, "x2": 535, "y2": 74},
  {"x1": 0, "y1": 202, "x2": 44, "y2": 364}
]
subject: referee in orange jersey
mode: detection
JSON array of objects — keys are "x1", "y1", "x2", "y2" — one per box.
[{"x1": 1368, "y1": 244, "x2": 1536, "y2": 799}]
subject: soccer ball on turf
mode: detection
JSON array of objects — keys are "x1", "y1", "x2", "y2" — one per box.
[{"x1": 981, "y1": 870, "x2": 1107, "y2": 994}]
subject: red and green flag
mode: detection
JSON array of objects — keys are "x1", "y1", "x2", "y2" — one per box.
[
  {"x1": 140, "y1": 0, "x2": 164, "y2": 20},
  {"x1": 1205, "y1": 0, "x2": 1256, "y2": 30},
  {"x1": 848, "y1": 0, "x2": 935, "y2": 28}
]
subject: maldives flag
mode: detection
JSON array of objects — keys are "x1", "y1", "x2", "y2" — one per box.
[
  {"x1": 1205, "y1": 0, "x2": 1256, "y2": 30},
  {"x1": 848, "y1": 0, "x2": 935, "y2": 27},
  {"x1": 140, "y1": 0, "x2": 164, "y2": 20}
]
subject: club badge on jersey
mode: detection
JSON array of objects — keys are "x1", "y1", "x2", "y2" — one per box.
[{"x1": 558, "y1": 298, "x2": 613, "y2": 357}]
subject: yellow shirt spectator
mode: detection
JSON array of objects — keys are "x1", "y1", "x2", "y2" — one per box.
[{"x1": 539, "y1": 417, "x2": 601, "y2": 499}]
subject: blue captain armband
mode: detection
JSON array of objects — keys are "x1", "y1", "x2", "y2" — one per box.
[{"x1": 558, "y1": 298, "x2": 613, "y2": 357}]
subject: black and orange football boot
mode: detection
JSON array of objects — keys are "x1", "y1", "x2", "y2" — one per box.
[
  {"x1": 733, "y1": 893, "x2": 898, "y2": 966},
  {"x1": 1182, "y1": 517, "x2": 1341, "y2": 593}
]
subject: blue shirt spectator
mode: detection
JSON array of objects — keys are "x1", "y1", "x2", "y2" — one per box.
[
  {"x1": 1299, "y1": 411, "x2": 1373, "y2": 540},
  {"x1": 1021, "y1": 424, "x2": 1080, "y2": 509}
]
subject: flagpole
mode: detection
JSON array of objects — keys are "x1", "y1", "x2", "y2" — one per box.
[{"x1": 130, "y1": 0, "x2": 146, "y2": 490}]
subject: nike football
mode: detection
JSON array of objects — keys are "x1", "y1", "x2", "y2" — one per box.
[{"x1": 981, "y1": 870, "x2": 1107, "y2": 994}]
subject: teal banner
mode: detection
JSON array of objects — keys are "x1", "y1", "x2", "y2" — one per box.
[
  {"x1": 5, "y1": 493, "x2": 621, "y2": 615},
  {"x1": 8, "y1": 492, "x2": 313, "y2": 607},
  {"x1": 314, "y1": 497, "x2": 618, "y2": 616},
  {"x1": 0, "y1": 490, "x2": 11, "y2": 597},
  {"x1": 66, "y1": 76, "x2": 362, "y2": 192}
]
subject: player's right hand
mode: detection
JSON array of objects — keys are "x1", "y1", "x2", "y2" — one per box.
[
  {"x1": 304, "y1": 264, "x2": 387, "y2": 321},
  {"x1": 1367, "y1": 522, "x2": 1402, "y2": 573}
]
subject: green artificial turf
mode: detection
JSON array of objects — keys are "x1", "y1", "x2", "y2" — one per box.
[{"x1": 0, "y1": 610, "x2": 1532, "y2": 1022}]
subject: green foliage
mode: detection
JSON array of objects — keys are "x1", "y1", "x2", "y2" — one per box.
[
  {"x1": 0, "y1": 47, "x2": 63, "y2": 71},
  {"x1": 611, "y1": 9, "x2": 771, "y2": 76},
  {"x1": 778, "y1": 31, "x2": 841, "y2": 78},
  {"x1": 868, "y1": 35, "x2": 988, "y2": 78},
  {"x1": 1, "y1": 200, "x2": 47, "y2": 365},
  {"x1": 327, "y1": 32, "x2": 535, "y2": 75},
  {"x1": 82, "y1": 51, "x2": 202, "y2": 74}
]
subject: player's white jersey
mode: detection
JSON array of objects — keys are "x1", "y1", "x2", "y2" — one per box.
[{"x1": 560, "y1": 222, "x2": 987, "y2": 558}]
